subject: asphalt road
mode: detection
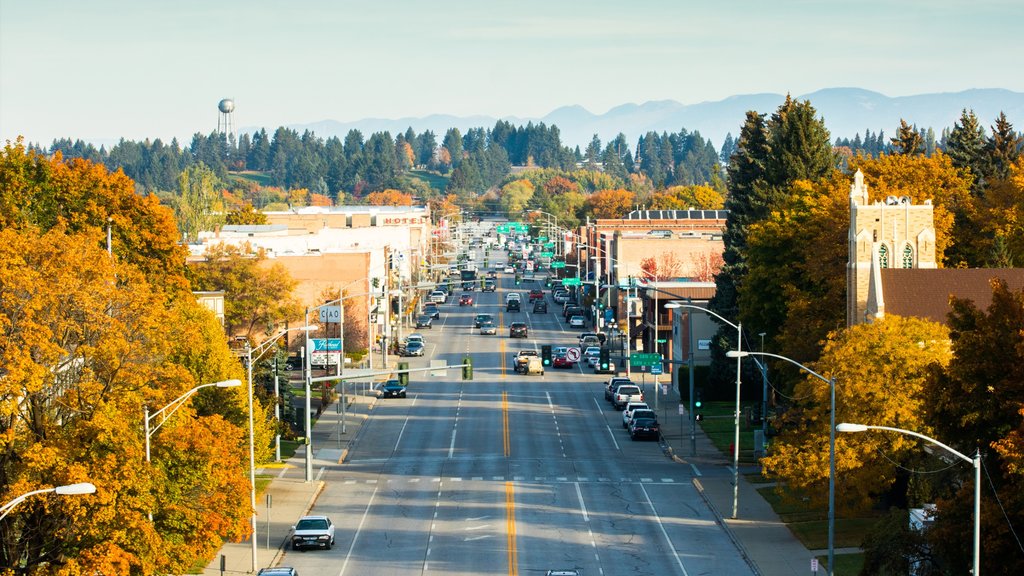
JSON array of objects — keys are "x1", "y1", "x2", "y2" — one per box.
[{"x1": 277, "y1": 243, "x2": 753, "y2": 576}]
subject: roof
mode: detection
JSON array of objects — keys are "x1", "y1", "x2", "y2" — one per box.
[
  {"x1": 880, "y1": 268, "x2": 1024, "y2": 324},
  {"x1": 626, "y1": 209, "x2": 729, "y2": 220}
]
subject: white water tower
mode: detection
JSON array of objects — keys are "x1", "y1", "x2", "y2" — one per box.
[{"x1": 217, "y1": 98, "x2": 235, "y2": 140}]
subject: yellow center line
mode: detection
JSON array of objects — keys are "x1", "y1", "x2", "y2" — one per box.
[
  {"x1": 505, "y1": 481, "x2": 518, "y2": 576},
  {"x1": 500, "y1": 313, "x2": 506, "y2": 378},
  {"x1": 502, "y1": 391, "x2": 510, "y2": 457}
]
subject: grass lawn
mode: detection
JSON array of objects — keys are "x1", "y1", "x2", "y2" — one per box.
[
  {"x1": 230, "y1": 170, "x2": 272, "y2": 186},
  {"x1": 817, "y1": 552, "x2": 864, "y2": 576},
  {"x1": 697, "y1": 401, "x2": 762, "y2": 463},
  {"x1": 408, "y1": 169, "x2": 449, "y2": 192},
  {"x1": 280, "y1": 438, "x2": 301, "y2": 460},
  {"x1": 758, "y1": 486, "x2": 878, "y2": 549}
]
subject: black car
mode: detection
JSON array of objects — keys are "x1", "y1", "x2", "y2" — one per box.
[
  {"x1": 509, "y1": 322, "x2": 528, "y2": 338},
  {"x1": 507, "y1": 299, "x2": 521, "y2": 312},
  {"x1": 533, "y1": 300, "x2": 547, "y2": 313},
  {"x1": 483, "y1": 280, "x2": 496, "y2": 292},
  {"x1": 629, "y1": 417, "x2": 660, "y2": 441},
  {"x1": 424, "y1": 304, "x2": 440, "y2": 318},
  {"x1": 474, "y1": 313, "x2": 494, "y2": 328},
  {"x1": 415, "y1": 315, "x2": 433, "y2": 329},
  {"x1": 380, "y1": 379, "x2": 407, "y2": 398}
]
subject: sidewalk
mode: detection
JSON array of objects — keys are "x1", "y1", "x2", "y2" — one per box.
[
  {"x1": 199, "y1": 374, "x2": 382, "y2": 575},
  {"x1": 658, "y1": 397, "x2": 818, "y2": 576}
]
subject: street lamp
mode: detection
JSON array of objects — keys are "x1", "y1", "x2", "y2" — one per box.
[
  {"x1": 838, "y1": 423, "x2": 981, "y2": 576},
  {"x1": 729, "y1": 350, "x2": 836, "y2": 576},
  {"x1": 0, "y1": 482, "x2": 97, "y2": 522},
  {"x1": 667, "y1": 303, "x2": 742, "y2": 518},
  {"x1": 243, "y1": 327, "x2": 315, "y2": 573},
  {"x1": 144, "y1": 378, "x2": 242, "y2": 462}
]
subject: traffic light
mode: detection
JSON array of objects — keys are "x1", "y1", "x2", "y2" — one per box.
[
  {"x1": 372, "y1": 277, "x2": 380, "y2": 289},
  {"x1": 694, "y1": 390, "x2": 703, "y2": 421},
  {"x1": 515, "y1": 274, "x2": 521, "y2": 285},
  {"x1": 462, "y1": 356, "x2": 473, "y2": 380},
  {"x1": 398, "y1": 362, "x2": 409, "y2": 386},
  {"x1": 541, "y1": 345, "x2": 552, "y2": 367},
  {"x1": 599, "y1": 347, "x2": 610, "y2": 371}
]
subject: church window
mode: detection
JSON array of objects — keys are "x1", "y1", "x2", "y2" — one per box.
[
  {"x1": 902, "y1": 245, "x2": 914, "y2": 268},
  {"x1": 878, "y1": 244, "x2": 889, "y2": 268}
]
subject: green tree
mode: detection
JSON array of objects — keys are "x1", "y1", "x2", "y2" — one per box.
[
  {"x1": 891, "y1": 119, "x2": 925, "y2": 155},
  {"x1": 225, "y1": 204, "x2": 268, "y2": 225},
  {"x1": 985, "y1": 112, "x2": 1022, "y2": 182},
  {"x1": 499, "y1": 179, "x2": 535, "y2": 214},
  {"x1": 946, "y1": 109, "x2": 988, "y2": 196},
  {"x1": 175, "y1": 163, "x2": 223, "y2": 243},
  {"x1": 442, "y1": 128, "x2": 464, "y2": 168}
]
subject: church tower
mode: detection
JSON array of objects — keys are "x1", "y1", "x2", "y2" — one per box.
[{"x1": 846, "y1": 170, "x2": 937, "y2": 325}]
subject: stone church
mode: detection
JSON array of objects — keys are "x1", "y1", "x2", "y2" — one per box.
[{"x1": 846, "y1": 170, "x2": 1024, "y2": 326}]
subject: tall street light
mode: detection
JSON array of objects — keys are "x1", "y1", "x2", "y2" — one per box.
[
  {"x1": 244, "y1": 327, "x2": 315, "y2": 573},
  {"x1": 838, "y1": 423, "x2": 981, "y2": 576},
  {"x1": 0, "y1": 482, "x2": 97, "y2": 522},
  {"x1": 667, "y1": 302, "x2": 742, "y2": 519},
  {"x1": 729, "y1": 350, "x2": 836, "y2": 576}
]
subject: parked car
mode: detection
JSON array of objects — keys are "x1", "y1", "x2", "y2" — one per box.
[
  {"x1": 622, "y1": 402, "x2": 650, "y2": 427},
  {"x1": 459, "y1": 294, "x2": 474, "y2": 306},
  {"x1": 424, "y1": 303, "x2": 440, "y2": 318},
  {"x1": 629, "y1": 417, "x2": 660, "y2": 441},
  {"x1": 563, "y1": 306, "x2": 585, "y2": 320},
  {"x1": 613, "y1": 385, "x2": 644, "y2": 410},
  {"x1": 509, "y1": 322, "x2": 528, "y2": 338},
  {"x1": 533, "y1": 300, "x2": 548, "y2": 313},
  {"x1": 568, "y1": 315, "x2": 586, "y2": 328},
  {"x1": 258, "y1": 569, "x2": 299, "y2": 576},
  {"x1": 406, "y1": 334, "x2": 424, "y2": 346},
  {"x1": 474, "y1": 313, "x2": 494, "y2": 328},
  {"x1": 605, "y1": 377, "x2": 634, "y2": 401},
  {"x1": 415, "y1": 315, "x2": 433, "y2": 329},
  {"x1": 479, "y1": 321, "x2": 497, "y2": 335},
  {"x1": 401, "y1": 340, "x2": 424, "y2": 356},
  {"x1": 552, "y1": 291, "x2": 570, "y2": 304},
  {"x1": 291, "y1": 515, "x2": 335, "y2": 550},
  {"x1": 379, "y1": 379, "x2": 407, "y2": 398}
]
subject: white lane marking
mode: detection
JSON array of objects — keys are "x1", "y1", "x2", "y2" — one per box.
[
  {"x1": 448, "y1": 428, "x2": 457, "y2": 458},
  {"x1": 337, "y1": 484, "x2": 380, "y2": 576},
  {"x1": 393, "y1": 396, "x2": 416, "y2": 452},
  {"x1": 316, "y1": 467, "x2": 326, "y2": 481},
  {"x1": 690, "y1": 464, "x2": 702, "y2": 477},
  {"x1": 639, "y1": 483, "x2": 690, "y2": 576},
  {"x1": 574, "y1": 482, "x2": 590, "y2": 522},
  {"x1": 604, "y1": 425, "x2": 620, "y2": 451},
  {"x1": 464, "y1": 535, "x2": 492, "y2": 541}
]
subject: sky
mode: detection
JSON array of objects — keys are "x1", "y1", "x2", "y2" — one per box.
[{"x1": 2, "y1": 0, "x2": 1022, "y2": 146}]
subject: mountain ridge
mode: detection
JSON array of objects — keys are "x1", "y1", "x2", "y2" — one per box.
[{"x1": 247, "y1": 88, "x2": 1024, "y2": 150}]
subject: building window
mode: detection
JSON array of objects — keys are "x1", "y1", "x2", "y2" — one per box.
[
  {"x1": 902, "y1": 244, "x2": 914, "y2": 268},
  {"x1": 878, "y1": 244, "x2": 889, "y2": 268}
]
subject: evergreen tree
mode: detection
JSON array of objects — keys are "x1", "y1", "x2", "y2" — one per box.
[
  {"x1": 417, "y1": 130, "x2": 437, "y2": 167},
  {"x1": 719, "y1": 133, "x2": 735, "y2": 165},
  {"x1": 946, "y1": 109, "x2": 987, "y2": 195},
  {"x1": 764, "y1": 95, "x2": 834, "y2": 184},
  {"x1": 443, "y1": 128, "x2": 464, "y2": 168},
  {"x1": 585, "y1": 134, "x2": 602, "y2": 167},
  {"x1": 891, "y1": 119, "x2": 924, "y2": 155},
  {"x1": 985, "y1": 112, "x2": 1022, "y2": 181}
]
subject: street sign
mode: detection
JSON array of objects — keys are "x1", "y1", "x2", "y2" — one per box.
[
  {"x1": 629, "y1": 352, "x2": 661, "y2": 367},
  {"x1": 318, "y1": 306, "x2": 341, "y2": 323},
  {"x1": 550, "y1": 261, "x2": 566, "y2": 269},
  {"x1": 311, "y1": 338, "x2": 342, "y2": 351},
  {"x1": 538, "y1": 236, "x2": 547, "y2": 242},
  {"x1": 562, "y1": 277, "x2": 582, "y2": 286},
  {"x1": 544, "y1": 242, "x2": 555, "y2": 248},
  {"x1": 650, "y1": 365, "x2": 663, "y2": 375},
  {"x1": 678, "y1": 403, "x2": 686, "y2": 415},
  {"x1": 566, "y1": 347, "x2": 582, "y2": 362},
  {"x1": 540, "y1": 251, "x2": 553, "y2": 258}
]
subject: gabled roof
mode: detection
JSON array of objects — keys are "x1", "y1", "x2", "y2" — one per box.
[{"x1": 880, "y1": 268, "x2": 1024, "y2": 324}]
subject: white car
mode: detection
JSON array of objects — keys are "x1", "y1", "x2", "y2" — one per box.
[
  {"x1": 505, "y1": 292, "x2": 521, "y2": 303},
  {"x1": 583, "y1": 346, "x2": 601, "y2": 361},
  {"x1": 291, "y1": 515, "x2": 335, "y2": 550},
  {"x1": 405, "y1": 334, "x2": 425, "y2": 346},
  {"x1": 622, "y1": 402, "x2": 651, "y2": 428},
  {"x1": 504, "y1": 266, "x2": 515, "y2": 273},
  {"x1": 429, "y1": 290, "x2": 447, "y2": 304},
  {"x1": 568, "y1": 315, "x2": 586, "y2": 328}
]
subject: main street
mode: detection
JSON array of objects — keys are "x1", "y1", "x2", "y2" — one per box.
[{"x1": 274, "y1": 243, "x2": 753, "y2": 575}]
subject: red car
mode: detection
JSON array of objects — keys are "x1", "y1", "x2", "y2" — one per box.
[
  {"x1": 528, "y1": 289, "x2": 544, "y2": 301},
  {"x1": 552, "y1": 353, "x2": 574, "y2": 368},
  {"x1": 459, "y1": 294, "x2": 474, "y2": 306}
]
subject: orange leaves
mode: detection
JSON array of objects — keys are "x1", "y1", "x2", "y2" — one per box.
[
  {"x1": 365, "y1": 189, "x2": 414, "y2": 206},
  {"x1": 585, "y1": 188, "x2": 635, "y2": 218}
]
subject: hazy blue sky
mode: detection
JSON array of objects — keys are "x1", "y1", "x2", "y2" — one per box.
[{"x1": 2, "y1": 0, "x2": 1021, "y2": 145}]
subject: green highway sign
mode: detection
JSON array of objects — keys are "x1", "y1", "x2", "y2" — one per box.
[
  {"x1": 538, "y1": 236, "x2": 548, "y2": 242},
  {"x1": 544, "y1": 242, "x2": 555, "y2": 248},
  {"x1": 550, "y1": 262, "x2": 566, "y2": 269},
  {"x1": 561, "y1": 277, "x2": 582, "y2": 286},
  {"x1": 629, "y1": 353, "x2": 661, "y2": 367},
  {"x1": 540, "y1": 252, "x2": 553, "y2": 258}
]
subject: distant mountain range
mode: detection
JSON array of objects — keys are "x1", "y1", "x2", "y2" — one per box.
[{"x1": 255, "y1": 88, "x2": 1024, "y2": 150}]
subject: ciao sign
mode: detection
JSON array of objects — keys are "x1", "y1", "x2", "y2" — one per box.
[
  {"x1": 319, "y1": 306, "x2": 341, "y2": 323},
  {"x1": 381, "y1": 217, "x2": 428, "y2": 225}
]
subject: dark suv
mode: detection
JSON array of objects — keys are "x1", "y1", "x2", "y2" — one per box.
[
  {"x1": 533, "y1": 300, "x2": 548, "y2": 313},
  {"x1": 507, "y1": 299, "x2": 521, "y2": 312},
  {"x1": 510, "y1": 322, "x2": 528, "y2": 338}
]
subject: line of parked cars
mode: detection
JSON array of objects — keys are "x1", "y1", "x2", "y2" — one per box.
[{"x1": 604, "y1": 377, "x2": 659, "y2": 441}]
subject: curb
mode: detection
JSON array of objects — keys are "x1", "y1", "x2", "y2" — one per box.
[{"x1": 692, "y1": 477, "x2": 762, "y2": 576}]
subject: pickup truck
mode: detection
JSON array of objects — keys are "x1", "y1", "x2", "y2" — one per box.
[
  {"x1": 613, "y1": 385, "x2": 644, "y2": 410},
  {"x1": 604, "y1": 377, "x2": 633, "y2": 402}
]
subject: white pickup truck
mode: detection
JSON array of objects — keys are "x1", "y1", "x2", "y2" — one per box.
[{"x1": 613, "y1": 385, "x2": 644, "y2": 410}]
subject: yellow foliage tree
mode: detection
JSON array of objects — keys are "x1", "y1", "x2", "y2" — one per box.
[
  {"x1": 364, "y1": 189, "x2": 414, "y2": 206},
  {"x1": 761, "y1": 316, "x2": 951, "y2": 513},
  {"x1": 585, "y1": 188, "x2": 636, "y2": 219}
]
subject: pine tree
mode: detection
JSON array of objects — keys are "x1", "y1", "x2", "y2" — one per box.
[
  {"x1": 985, "y1": 112, "x2": 1022, "y2": 181},
  {"x1": 764, "y1": 95, "x2": 834, "y2": 185},
  {"x1": 891, "y1": 119, "x2": 924, "y2": 155},
  {"x1": 946, "y1": 109, "x2": 987, "y2": 195}
]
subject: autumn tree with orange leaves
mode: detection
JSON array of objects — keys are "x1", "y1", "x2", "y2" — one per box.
[
  {"x1": 584, "y1": 188, "x2": 635, "y2": 219},
  {"x1": 0, "y1": 141, "x2": 272, "y2": 574},
  {"x1": 365, "y1": 189, "x2": 415, "y2": 206}
]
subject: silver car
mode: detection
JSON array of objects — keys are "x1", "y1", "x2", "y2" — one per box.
[{"x1": 479, "y1": 321, "x2": 497, "y2": 335}]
